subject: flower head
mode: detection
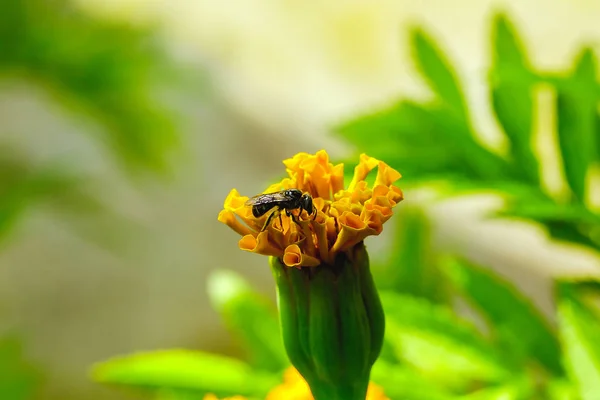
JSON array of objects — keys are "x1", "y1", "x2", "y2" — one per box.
[{"x1": 218, "y1": 150, "x2": 403, "y2": 266}]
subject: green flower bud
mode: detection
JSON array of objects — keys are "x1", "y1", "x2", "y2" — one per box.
[{"x1": 270, "y1": 242, "x2": 385, "y2": 400}]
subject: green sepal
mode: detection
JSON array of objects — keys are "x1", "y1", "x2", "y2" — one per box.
[{"x1": 270, "y1": 243, "x2": 384, "y2": 400}]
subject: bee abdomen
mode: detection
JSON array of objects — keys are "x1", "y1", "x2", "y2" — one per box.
[{"x1": 252, "y1": 204, "x2": 272, "y2": 218}]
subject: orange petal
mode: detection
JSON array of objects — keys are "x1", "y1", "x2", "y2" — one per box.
[
  {"x1": 312, "y1": 197, "x2": 327, "y2": 213},
  {"x1": 283, "y1": 244, "x2": 320, "y2": 268},
  {"x1": 217, "y1": 210, "x2": 253, "y2": 236},
  {"x1": 239, "y1": 232, "x2": 283, "y2": 256},
  {"x1": 387, "y1": 186, "x2": 404, "y2": 205},
  {"x1": 330, "y1": 212, "x2": 375, "y2": 255},
  {"x1": 311, "y1": 219, "x2": 330, "y2": 264}
]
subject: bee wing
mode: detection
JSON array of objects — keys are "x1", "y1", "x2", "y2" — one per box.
[{"x1": 245, "y1": 191, "x2": 289, "y2": 206}]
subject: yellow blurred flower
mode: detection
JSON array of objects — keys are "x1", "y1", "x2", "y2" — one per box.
[
  {"x1": 202, "y1": 367, "x2": 389, "y2": 400},
  {"x1": 265, "y1": 367, "x2": 390, "y2": 400},
  {"x1": 218, "y1": 150, "x2": 403, "y2": 267}
]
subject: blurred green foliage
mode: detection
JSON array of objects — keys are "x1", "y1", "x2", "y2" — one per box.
[
  {"x1": 1, "y1": 0, "x2": 180, "y2": 174},
  {"x1": 1, "y1": 0, "x2": 187, "y2": 398},
  {"x1": 0, "y1": 0, "x2": 184, "y2": 245},
  {"x1": 91, "y1": 10, "x2": 600, "y2": 400},
  {"x1": 336, "y1": 13, "x2": 600, "y2": 252},
  {"x1": 0, "y1": 336, "x2": 40, "y2": 400},
  {"x1": 92, "y1": 206, "x2": 600, "y2": 400}
]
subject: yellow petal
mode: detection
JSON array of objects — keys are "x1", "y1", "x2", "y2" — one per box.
[
  {"x1": 263, "y1": 178, "x2": 295, "y2": 194},
  {"x1": 348, "y1": 154, "x2": 379, "y2": 191},
  {"x1": 330, "y1": 212, "x2": 375, "y2": 255},
  {"x1": 309, "y1": 163, "x2": 334, "y2": 199},
  {"x1": 239, "y1": 232, "x2": 283, "y2": 256},
  {"x1": 374, "y1": 161, "x2": 402, "y2": 187},
  {"x1": 217, "y1": 210, "x2": 253, "y2": 236},
  {"x1": 283, "y1": 244, "x2": 320, "y2": 268},
  {"x1": 331, "y1": 163, "x2": 345, "y2": 194},
  {"x1": 310, "y1": 219, "x2": 330, "y2": 264},
  {"x1": 223, "y1": 188, "x2": 248, "y2": 210},
  {"x1": 283, "y1": 152, "x2": 310, "y2": 171}
]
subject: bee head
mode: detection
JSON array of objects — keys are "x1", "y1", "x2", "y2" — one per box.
[{"x1": 300, "y1": 193, "x2": 315, "y2": 217}]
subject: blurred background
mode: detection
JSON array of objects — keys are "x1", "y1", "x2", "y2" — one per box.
[{"x1": 1, "y1": 0, "x2": 600, "y2": 399}]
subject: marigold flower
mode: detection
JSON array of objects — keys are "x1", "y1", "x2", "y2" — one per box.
[
  {"x1": 218, "y1": 151, "x2": 403, "y2": 266},
  {"x1": 218, "y1": 150, "x2": 402, "y2": 400}
]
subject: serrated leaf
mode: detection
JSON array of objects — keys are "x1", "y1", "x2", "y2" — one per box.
[
  {"x1": 491, "y1": 14, "x2": 529, "y2": 70},
  {"x1": 558, "y1": 285, "x2": 600, "y2": 400},
  {"x1": 336, "y1": 100, "x2": 511, "y2": 184},
  {"x1": 92, "y1": 350, "x2": 279, "y2": 398},
  {"x1": 490, "y1": 14, "x2": 539, "y2": 185},
  {"x1": 380, "y1": 291, "x2": 509, "y2": 389},
  {"x1": 444, "y1": 258, "x2": 562, "y2": 375},
  {"x1": 500, "y1": 194, "x2": 600, "y2": 250},
  {"x1": 411, "y1": 28, "x2": 467, "y2": 117},
  {"x1": 206, "y1": 270, "x2": 288, "y2": 372},
  {"x1": 555, "y1": 48, "x2": 599, "y2": 202},
  {"x1": 374, "y1": 206, "x2": 447, "y2": 303},
  {"x1": 500, "y1": 194, "x2": 600, "y2": 223}
]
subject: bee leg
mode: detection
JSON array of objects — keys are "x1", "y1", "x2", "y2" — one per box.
[
  {"x1": 261, "y1": 209, "x2": 279, "y2": 232},
  {"x1": 286, "y1": 209, "x2": 300, "y2": 226},
  {"x1": 278, "y1": 212, "x2": 284, "y2": 229}
]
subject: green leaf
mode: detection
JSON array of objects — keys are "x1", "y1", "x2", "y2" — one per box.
[
  {"x1": 373, "y1": 206, "x2": 448, "y2": 303},
  {"x1": 336, "y1": 100, "x2": 511, "y2": 184},
  {"x1": 500, "y1": 194, "x2": 600, "y2": 250},
  {"x1": 411, "y1": 28, "x2": 467, "y2": 117},
  {"x1": 444, "y1": 258, "x2": 563, "y2": 375},
  {"x1": 92, "y1": 350, "x2": 279, "y2": 398},
  {"x1": 0, "y1": 336, "x2": 40, "y2": 400},
  {"x1": 546, "y1": 379, "x2": 579, "y2": 400},
  {"x1": 490, "y1": 15, "x2": 539, "y2": 185},
  {"x1": 555, "y1": 48, "x2": 599, "y2": 201},
  {"x1": 490, "y1": 14, "x2": 530, "y2": 70},
  {"x1": 156, "y1": 390, "x2": 262, "y2": 400},
  {"x1": 558, "y1": 285, "x2": 600, "y2": 400},
  {"x1": 0, "y1": 0, "x2": 182, "y2": 175},
  {"x1": 0, "y1": 156, "x2": 82, "y2": 241},
  {"x1": 371, "y1": 360, "x2": 454, "y2": 400},
  {"x1": 380, "y1": 291, "x2": 509, "y2": 389},
  {"x1": 206, "y1": 270, "x2": 288, "y2": 372},
  {"x1": 457, "y1": 379, "x2": 531, "y2": 400},
  {"x1": 501, "y1": 196, "x2": 598, "y2": 223}
]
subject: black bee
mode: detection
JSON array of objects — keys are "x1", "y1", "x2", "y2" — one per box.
[{"x1": 245, "y1": 189, "x2": 316, "y2": 231}]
